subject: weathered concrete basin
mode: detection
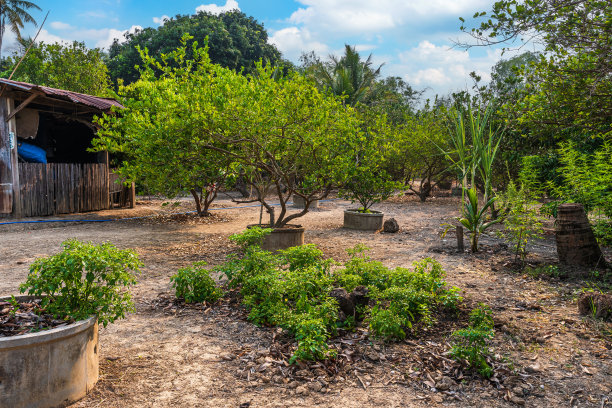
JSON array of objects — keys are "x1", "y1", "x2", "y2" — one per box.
[
  {"x1": 0, "y1": 296, "x2": 99, "y2": 408},
  {"x1": 343, "y1": 209, "x2": 384, "y2": 231}
]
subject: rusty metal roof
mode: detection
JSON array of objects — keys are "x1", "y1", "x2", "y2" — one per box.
[{"x1": 0, "y1": 78, "x2": 124, "y2": 111}]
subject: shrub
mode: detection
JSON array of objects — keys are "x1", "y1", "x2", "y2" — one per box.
[
  {"x1": 217, "y1": 231, "x2": 462, "y2": 362},
  {"x1": 450, "y1": 304, "x2": 495, "y2": 377},
  {"x1": 20, "y1": 240, "x2": 141, "y2": 327},
  {"x1": 171, "y1": 261, "x2": 223, "y2": 303}
]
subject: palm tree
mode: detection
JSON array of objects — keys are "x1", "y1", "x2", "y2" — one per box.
[
  {"x1": 0, "y1": 0, "x2": 41, "y2": 60},
  {"x1": 313, "y1": 45, "x2": 383, "y2": 107}
]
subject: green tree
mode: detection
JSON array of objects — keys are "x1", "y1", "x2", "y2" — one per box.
[
  {"x1": 388, "y1": 104, "x2": 451, "y2": 201},
  {"x1": 107, "y1": 10, "x2": 282, "y2": 86},
  {"x1": 460, "y1": 0, "x2": 612, "y2": 140},
  {"x1": 4, "y1": 39, "x2": 110, "y2": 95},
  {"x1": 96, "y1": 37, "x2": 360, "y2": 227},
  {"x1": 303, "y1": 45, "x2": 383, "y2": 107},
  {"x1": 93, "y1": 38, "x2": 234, "y2": 216},
  {"x1": 0, "y1": 0, "x2": 40, "y2": 60}
]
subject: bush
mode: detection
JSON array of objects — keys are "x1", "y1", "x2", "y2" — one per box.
[
  {"x1": 217, "y1": 231, "x2": 462, "y2": 361},
  {"x1": 171, "y1": 261, "x2": 223, "y2": 303},
  {"x1": 450, "y1": 304, "x2": 495, "y2": 377},
  {"x1": 19, "y1": 240, "x2": 141, "y2": 327}
]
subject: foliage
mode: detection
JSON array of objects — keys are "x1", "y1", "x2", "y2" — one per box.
[
  {"x1": 301, "y1": 45, "x2": 383, "y2": 107},
  {"x1": 337, "y1": 111, "x2": 402, "y2": 211},
  {"x1": 460, "y1": 0, "x2": 612, "y2": 141},
  {"x1": 459, "y1": 187, "x2": 500, "y2": 252},
  {"x1": 19, "y1": 240, "x2": 141, "y2": 327},
  {"x1": 171, "y1": 261, "x2": 223, "y2": 304},
  {"x1": 93, "y1": 37, "x2": 232, "y2": 216},
  {"x1": 496, "y1": 158, "x2": 545, "y2": 261},
  {"x1": 4, "y1": 39, "x2": 110, "y2": 95},
  {"x1": 450, "y1": 304, "x2": 495, "y2": 377},
  {"x1": 387, "y1": 103, "x2": 452, "y2": 201},
  {"x1": 335, "y1": 247, "x2": 461, "y2": 341},
  {"x1": 547, "y1": 140, "x2": 612, "y2": 218},
  {"x1": 200, "y1": 51, "x2": 361, "y2": 227},
  {"x1": 107, "y1": 10, "x2": 282, "y2": 85},
  {"x1": 217, "y1": 230, "x2": 461, "y2": 362},
  {"x1": 0, "y1": 0, "x2": 40, "y2": 60}
]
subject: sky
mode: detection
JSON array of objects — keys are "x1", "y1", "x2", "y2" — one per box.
[{"x1": 6, "y1": 0, "x2": 531, "y2": 99}]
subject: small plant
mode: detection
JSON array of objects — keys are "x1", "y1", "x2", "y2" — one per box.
[
  {"x1": 496, "y1": 180, "x2": 544, "y2": 262},
  {"x1": 171, "y1": 261, "x2": 223, "y2": 304},
  {"x1": 459, "y1": 187, "x2": 500, "y2": 252},
  {"x1": 216, "y1": 230, "x2": 462, "y2": 362},
  {"x1": 19, "y1": 240, "x2": 141, "y2": 327},
  {"x1": 450, "y1": 304, "x2": 495, "y2": 377}
]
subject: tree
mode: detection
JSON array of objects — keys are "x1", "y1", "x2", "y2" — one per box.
[
  {"x1": 95, "y1": 37, "x2": 360, "y2": 226},
  {"x1": 4, "y1": 39, "x2": 110, "y2": 95},
  {"x1": 0, "y1": 0, "x2": 40, "y2": 60},
  {"x1": 208, "y1": 64, "x2": 361, "y2": 228},
  {"x1": 338, "y1": 111, "x2": 402, "y2": 211},
  {"x1": 93, "y1": 39, "x2": 234, "y2": 216},
  {"x1": 388, "y1": 104, "x2": 452, "y2": 202},
  {"x1": 459, "y1": 0, "x2": 612, "y2": 140},
  {"x1": 303, "y1": 45, "x2": 383, "y2": 107},
  {"x1": 107, "y1": 10, "x2": 282, "y2": 86}
]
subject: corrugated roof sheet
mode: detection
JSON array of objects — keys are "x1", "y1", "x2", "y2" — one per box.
[{"x1": 0, "y1": 78, "x2": 124, "y2": 111}]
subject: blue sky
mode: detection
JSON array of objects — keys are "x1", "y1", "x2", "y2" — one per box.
[{"x1": 7, "y1": 0, "x2": 529, "y2": 99}]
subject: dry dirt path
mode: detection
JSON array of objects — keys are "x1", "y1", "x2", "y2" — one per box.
[{"x1": 1, "y1": 196, "x2": 610, "y2": 407}]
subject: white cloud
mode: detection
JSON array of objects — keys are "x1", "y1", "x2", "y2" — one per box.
[
  {"x1": 94, "y1": 25, "x2": 142, "y2": 49},
  {"x1": 50, "y1": 21, "x2": 73, "y2": 30},
  {"x1": 286, "y1": 0, "x2": 490, "y2": 35},
  {"x1": 36, "y1": 29, "x2": 69, "y2": 45},
  {"x1": 196, "y1": 0, "x2": 240, "y2": 15},
  {"x1": 153, "y1": 15, "x2": 170, "y2": 25},
  {"x1": 269, "y1": 27, "x2": 330, "y2": 61}
]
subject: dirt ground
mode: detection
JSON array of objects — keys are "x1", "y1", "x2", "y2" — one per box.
[{"x1": 1, "y1": 194, "x2": 610, "y2": 408}]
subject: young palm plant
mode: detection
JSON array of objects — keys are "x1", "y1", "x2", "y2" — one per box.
[{"x1": 459, "y1": 187, "x2": 500, "y2": 252}]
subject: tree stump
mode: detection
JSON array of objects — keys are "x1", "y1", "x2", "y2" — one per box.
[{"x1": 555, "y1": 203, "x2": 606, "y2": 268}]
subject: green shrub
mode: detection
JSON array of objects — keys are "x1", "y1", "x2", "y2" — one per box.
[
  {"x1": 450, "y1": 304, "x2": 495, "y2": 377},
  {"x1": 19, "y1": 240, "x2": 141, "y2": 327},
  {"x1": 217, "y1": 232, "x2": 463, "y2": 362},
  {"x1": 171, "y1": 261, "x2": 223, "y2": 303}
]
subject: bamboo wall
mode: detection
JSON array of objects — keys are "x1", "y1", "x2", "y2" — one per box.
[{"x1": 18, "y1": 163, "x2": 109, "y2": 217}]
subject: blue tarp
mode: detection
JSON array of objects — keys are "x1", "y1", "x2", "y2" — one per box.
[{"x1": 18, "y1": 142, "x2": 47, "y2": 163}]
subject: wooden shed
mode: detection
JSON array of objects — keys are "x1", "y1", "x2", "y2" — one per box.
[{"x1": 0, "y1": 78, "x2": 133, "y2": 218}]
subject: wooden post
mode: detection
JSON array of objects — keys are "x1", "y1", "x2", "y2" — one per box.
[
  {"x1": 7, "y1": 98, "x2": 21, "y2": 217},
  {"x1": 456, "y1": 225, "x2": 464, "y2": 252},
  {"x1": 129, "y1": 182, "x2": 136, "y2": 208}
]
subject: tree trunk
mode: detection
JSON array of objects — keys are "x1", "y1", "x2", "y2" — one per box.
[{"x1": 190, "y1": 189, "x2": 204, "y2": 216}]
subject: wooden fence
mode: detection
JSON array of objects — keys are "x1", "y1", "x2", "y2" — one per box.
[{"x1": 18, "y1": 163, "x2": 109, "y2": 217}]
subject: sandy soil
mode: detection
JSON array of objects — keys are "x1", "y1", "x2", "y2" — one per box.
[{"x1": 0, "y1": 194, "x2": 610, "y2": 408}]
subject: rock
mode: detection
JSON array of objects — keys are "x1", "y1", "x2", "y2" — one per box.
[
  {"x1": 220, "y1": 353, "x2": 235, "y2": 361},
  {"x1": 350, "y1": 286, "x2": 369, "y2": 319},
  {"x1": 525, "y1": 363, "x2": 541, "y2": 373},
  {"x1": 307, "y1": 382, "x2": 322, "y2": 392},
  {"x1": 510, "y1": 394, "x2": 526, "y2": 405},
  {"x1": 578, "y1": 292, "x2": 612, "y2": 320},
  {"x1": 383, "y1": 218, "x2": 400, "y2": 233},
  {"x1": 436, "y1": 376, "x2": 455, "y2": 391},
  {"x1": 329, "y1": 288, "x2": 355, "y2": 317}
]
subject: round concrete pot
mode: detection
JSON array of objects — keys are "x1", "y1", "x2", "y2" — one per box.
[
  {"x1": 0, "y1": 296, "x2": 99, "y2": 408},
  {"x1": 248, "y1": 224, "x2": 305, "y2": 251},
  {"x1": 292, "y1": 195, "x2": 319, "y2": 210},
  {"x1": 343, "y1": 209, "x2": 384, "y2": 231}
]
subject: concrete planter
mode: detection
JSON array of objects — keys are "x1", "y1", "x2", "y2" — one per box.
[
  {"x1": 292, "y1": 195, "x2": 319, "y2": 210},
  {"x1": 0, "y1": 296, "x2": 99, "y2": 408},
  {"x1": 343, "y1": 209, "x2": 384, "y2": 231},
  {"x1": 248, "y1": 224, "x2": 305, "y2": 251}
]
